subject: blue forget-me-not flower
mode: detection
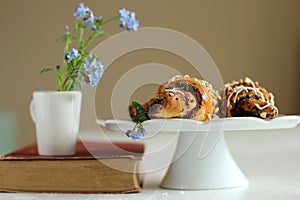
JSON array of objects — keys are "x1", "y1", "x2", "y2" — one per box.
[
  {"x1": 83, "y1": 55, "x2": 104, "y2": 87},
  {"x1": 74, "y1": 3, "x2": 91, "y2": 20},
  {"x1": 126, "y1": 124, "x2": 147, "y2": 140},
  {"x1": 66, "y1": 48, "x2": 80, "y2": 61},
  {"x1": 74, "y1": 3, "x2": 95, "y2": 28},
  {"x1": 119, "y1": 8, "x2": 139, "y2": 31}
]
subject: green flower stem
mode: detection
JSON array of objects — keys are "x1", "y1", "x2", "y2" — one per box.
[
  {"x1": 60, "y1": 43, "x2": 70, "y2": 91},
  {"x1": 103, "y1": 15, "x2": 120, "y2": 26},
  {"x1": 60, "y1": 25, "x2": 79, "y2": 91},
  {"x1": 62, "y1": 68, "x2": 79, "y2": 90},
  {"x1": 128, "y1": 122, "x2": 139, "y2": 133},
  {"x1": 62, "y1": 77, "x2": 70, "y2": 91},
  {"x1": 83, "y1": 15, "x2": 119, "y2": 49},
  {"x1": 79, "y1": 28, "x2": 85, "y2": 51},
  {"x1": 84, "y1": 36, "x2": 95, "y2": 49}
]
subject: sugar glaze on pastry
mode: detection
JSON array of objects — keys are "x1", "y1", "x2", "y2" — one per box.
[
  {"x1": 221, "y1": 77, "x2": 278, "y2": 119},
  {"x1": 129, "y1": 75, "x2": 220, "y2": 122}
]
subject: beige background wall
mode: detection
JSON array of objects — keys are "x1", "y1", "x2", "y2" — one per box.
[{"x1": 0, "y1": 0, "x2": 299, "y2": 147}]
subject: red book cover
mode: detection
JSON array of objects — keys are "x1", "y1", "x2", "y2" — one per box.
[{"x1": 2, "y1": 140, "x2": 144, "y2": 160}]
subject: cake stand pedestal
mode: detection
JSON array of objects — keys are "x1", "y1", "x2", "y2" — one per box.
[{"x1": 160, "y1": 130, "x2": 248, "y2": 189}]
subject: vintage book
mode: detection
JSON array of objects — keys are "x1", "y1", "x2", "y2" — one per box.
[{"x1": 0, "y1": 141, "x2": 144, "y2": 193}]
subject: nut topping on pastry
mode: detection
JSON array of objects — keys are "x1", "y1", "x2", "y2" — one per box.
[{"x1": 220, "y1": 77, "x2": 278, "y2": 119}]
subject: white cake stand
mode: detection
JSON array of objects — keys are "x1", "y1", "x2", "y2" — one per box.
[{"x1": 101, "y1": 115, "x2": 300, "y2": 190}]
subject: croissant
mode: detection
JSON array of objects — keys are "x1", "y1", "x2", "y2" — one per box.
[
  {"x1": 219, "y1": 77, "x2": 278, "y2": 119},
  {"x1": 129, "y1": 75, "x2": 220, "y2": 122}
]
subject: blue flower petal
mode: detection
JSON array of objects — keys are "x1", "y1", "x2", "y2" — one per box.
[
  {"x1": 119, "y1": 9, "x2": 139, "y2": 31},
  {"x1": 74, "y1": 3, "x2": 91, "y2": 20},
  {"x1": 84, "y1": 55, "x2": 104, "y2": 87},
  {"x1": 125, "y1": 124, "x2": 147, "y2": 140},
  {"x1": 119, "y1": 8, "x2": 130, "y2": 18}
]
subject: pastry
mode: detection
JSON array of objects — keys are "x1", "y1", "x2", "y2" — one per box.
[
  {"x1": 220, "y1": 77, "x2": 278, "y2": 119},
  {"x1": 129, "y1": 75, "x2": 220, "y2": 122}
]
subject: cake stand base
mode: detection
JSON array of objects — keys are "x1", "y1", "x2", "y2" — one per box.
[{"x1": 160, "y1": 131, "x2": 248, "y2": 190}]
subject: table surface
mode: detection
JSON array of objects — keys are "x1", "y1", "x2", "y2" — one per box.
[{"x1": 1, "y1": 123, "x2": 300, "y2": 200}]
